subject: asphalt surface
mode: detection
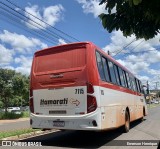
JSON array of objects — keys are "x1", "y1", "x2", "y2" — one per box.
[{"x1": 1, "y1": 105, "x2": 160, "y2": 149}]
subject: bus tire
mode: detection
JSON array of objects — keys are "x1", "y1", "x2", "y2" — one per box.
[
  {"x1": 124, "y1": 110, "x2": 130, "y2": 133},
  {"x1": 140, "y1": 107, "x2": 145, "y2": 121}
]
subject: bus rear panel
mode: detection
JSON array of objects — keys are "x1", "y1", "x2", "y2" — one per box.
[{"x1": 30, "y1": 42, "x2": 101, "y2": 130}]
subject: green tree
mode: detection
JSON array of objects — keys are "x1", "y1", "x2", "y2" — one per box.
[
  {"x1": 0, "y1": 69, "x2": 15, "y2": 112},
  {"x1": 0, "y1": 69, "x2": 29, "y2": 112},
  {"x1": 0, "y1": 100, "x2": 3, "y2": 108},
  {"x1": 99, "y1": 0, "x2": 160, "y2": 40},
  {"x1": 12, "y1": 73, "x2": 29, "y2": 106}
]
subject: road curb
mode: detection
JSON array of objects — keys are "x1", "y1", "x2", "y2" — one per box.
[
  {"x1": 0, "y1": 118, "x2": 29, "y2": 124},
  {"x1": 2, "y1": 129, "x2": 59, "y2": 141}
]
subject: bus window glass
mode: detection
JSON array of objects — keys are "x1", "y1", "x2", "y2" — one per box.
[
  {"x1": 131, "y1": 77, "x2": 137, "y2": 91},
  {"x1": 96, "y1": 52, "x2": 105, "y2": 81},
  {"x1": 139, "y1": 80, "x2": 144, "y2": 93},
  {"x1": 126, "y1": 72, "x2": 131, "y2": 89},
  {"x1": 129, "y1": 74, "x2": 134, "y2": 90},
  {"x1": 102, "y1": 57, "x2": 110, "y2": 82},
  {"x1": 114, "y1": 65, "x2": 121, "y2": 85},
  {"x1": 108, "y1": 61, "x2": 117, "y2": 84},
  {"x1": 136, "y1": 79, "x2": 140, "y2": 93},
  {"x1": 118, "y1": 67, "x2": 125, "y2": 87},
  {"x1": 123, "y1": 70, "x2": 128, "y2": 88}
]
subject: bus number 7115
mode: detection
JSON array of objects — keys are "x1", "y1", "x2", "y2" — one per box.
[{"x1": 75, "y1": 89, "x2": 84, "y2": 94}]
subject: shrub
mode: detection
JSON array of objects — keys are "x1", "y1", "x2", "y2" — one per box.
[{"x1": 0, "y1": 112, "x2": 22, "y2": 119}]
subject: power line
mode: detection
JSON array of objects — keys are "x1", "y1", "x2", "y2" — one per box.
[
  {"x1": 117, "y1": 39, "x2": 145, "y2": 56},
  {"x1": 116, "y1": 47, "x2": 160, "y2": 59},
  {"x1": 110, "y1": 38, "x2": 136, "y2": 53},
  {"x1": 113, "y1": 38, "x2": 137, "y2": 57},
  {"x1": 126, "y1": 39, "x2": 145, "y2": 53},
  {"x1": 123, "y1": 48, "x2": 160, "y2": 55},
  {"x1": 0, "y1": 10, "x2": 57, "y2": 45},
  {"x1": 5, "y1": 0, "x2": 80, "y2": 42},
  {"x1": 115, "y1": 48, "x2": 160, "y2": 63},
  {"x1": 0, "y1": 1, "x2": 71, "y2": 43},
  {"x1": 0, "y1": 6, "x2": 58, "y2": 44}
]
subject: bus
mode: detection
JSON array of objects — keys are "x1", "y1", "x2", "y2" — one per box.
[{"x1": 29, "y1": 42, "x2": 148, "y2": 132}]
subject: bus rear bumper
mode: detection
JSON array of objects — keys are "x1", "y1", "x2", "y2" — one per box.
[{"x1": 30, "y1": 112, "x2": 101, "y2": 131}]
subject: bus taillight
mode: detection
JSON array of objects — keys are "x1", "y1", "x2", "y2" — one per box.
[
  {"x1": 87, "y1": 95, "x2": 97, "y2": 113},
  {"x1": 87, "y1": 82, "x2": 94, "y2": 94},
  {"x1": 29, "y1": 89, "x2": 34, "y2": 113}
]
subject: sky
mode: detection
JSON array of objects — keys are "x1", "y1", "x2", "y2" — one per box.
[{"x1": 0, "y1": 0, "x2": 160, "y2": 89}]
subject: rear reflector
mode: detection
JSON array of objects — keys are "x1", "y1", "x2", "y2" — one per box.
[
  {"x1": 87, "y1": 82, "x2": 94, "y2": 94},
  {"x1": 87, "y1": 95, "x2": 97, "y2": 113}
]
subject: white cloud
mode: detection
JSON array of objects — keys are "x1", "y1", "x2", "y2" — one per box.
[
  {"x1": 15, "y1": 55, "x2": 33, "y2": 75},
  {"x1": 25, "y1": 4, "x2": 64, "y2": 29},
  {"x1": 2, "y1": 66, "x2": 15, "y2": 70},
  {"x1": 15, "y1": 7, "x2": 21, "y2": 11},
  {"x1": 58, "y1": 38, "x2": 67, "y2": 45},
  {"x1": 117, "y1": 59, "x2": 149, "y2": 75},
  {"x1": 0, "y1": 30, "x2": 48, "y2": 54},
  {"x1": 103, "y1": 30, "x2": 160, "y2": 55},
  {"x1": 103, "y1": 31, "x2": 135, "y2": 54},
  {"x1": 103, "y1": 30, "x2": 160, "y2": 86},
  {"x1": 0, "y1": 44, "x2": 13, "y2": 66},
  {"x1": 77, "y1": 0, "x2": 107, "y2": 18},
  {"x1": 138, "y1": 75, "x2": 150, "y2": 83},
  {"x1": 147, "y1": 69, "x2": 160, "y2": 76},
  {"x1": 0, "y1": 30, "x2": 50, "y2": 75}
]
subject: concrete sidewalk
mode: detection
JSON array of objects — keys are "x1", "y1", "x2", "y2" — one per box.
[{"x1": 0, "y1": 118, "x2": 29, "y2": 124}]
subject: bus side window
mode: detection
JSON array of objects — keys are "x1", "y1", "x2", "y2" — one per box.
[
  {"x1": 113, "y1": 65, "x2": 121, "y2": 86},
  {"x1": 108, "y1": 61, "x2": 117, "y2": 84},
  {"x1": 131, "y1": 77, "x2": 137, "y2": 92},
  {"x1": 102, "y1": 57, "x2": 111, "y2": 82},
  {"x1": 129, "y1": 74, "x2": 134, "y2": 91},
  {"x1": 123, "y1": 70, "x2": 128, "y2": 88},
  {"x1": 139, "y1": 80, "x2": 144, "y2": 94},
  {"x1": 96, "y1": 52, "x2": 105, "y2": 81},
  {"x1": 118, "y1": 67, "x2": 125, "y2": 87},
  {"x1": 126, "y1": 72, "x2": 131, "y2": 89},
  {"x1": 135, "y1": 79, "x2": 140, "y2": 93}
]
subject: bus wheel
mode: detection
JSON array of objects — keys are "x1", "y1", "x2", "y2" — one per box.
[
  {"x1": 140, "y1": 108, "x2": 145, "y2": 122},
  {"x1": 124, "y1": 111, "x2": 130, "y2": 133}
]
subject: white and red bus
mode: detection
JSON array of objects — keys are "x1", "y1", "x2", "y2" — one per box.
[{"x1": 29, "y1": 42, "x2": 148, "y2": 132}]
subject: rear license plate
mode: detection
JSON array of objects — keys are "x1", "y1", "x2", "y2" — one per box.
[{"x1": 53, "y1": 121, "x2": 65, "y2": 127}]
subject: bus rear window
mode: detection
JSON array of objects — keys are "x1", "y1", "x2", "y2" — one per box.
[{"x1": 34, "y1": 47, "x2": 86, "y2": 73}]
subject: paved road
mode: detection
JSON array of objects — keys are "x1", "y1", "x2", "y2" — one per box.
[
  {"x1": 22, "y1": 105, "x2": 160, "y2": 149},
  {"x1": 0, "y1": 118, "x2": 30, "y2": 132},
  {"x1": 1, "y1": 106, "x2": 160, "y2": 149}
]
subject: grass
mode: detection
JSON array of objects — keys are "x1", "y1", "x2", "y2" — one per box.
[
  {"x1": 21, "y1": 111, "x2": 29, "y2": 118},
  {"x1": 0, "y1": 128, "x2": 40, "y2": 139},
  {"x1": 0, "y1": 111, "x2": 29, "y2": 120}
]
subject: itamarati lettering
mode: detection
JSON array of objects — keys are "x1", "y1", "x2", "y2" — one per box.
[{"x1": 40, "y1": 98, "x2": 68, "y2": 106}]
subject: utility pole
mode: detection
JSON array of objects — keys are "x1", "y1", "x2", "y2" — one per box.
[
  {"x1": 146, "y1": 81, "x2": 149, "y2": 95},
  {"x1": 155, "y1": 82, "x2": 158, "y2": 89},
  {"x1": 155, "y1": 82, "x2": 159, "y2": 99}
]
